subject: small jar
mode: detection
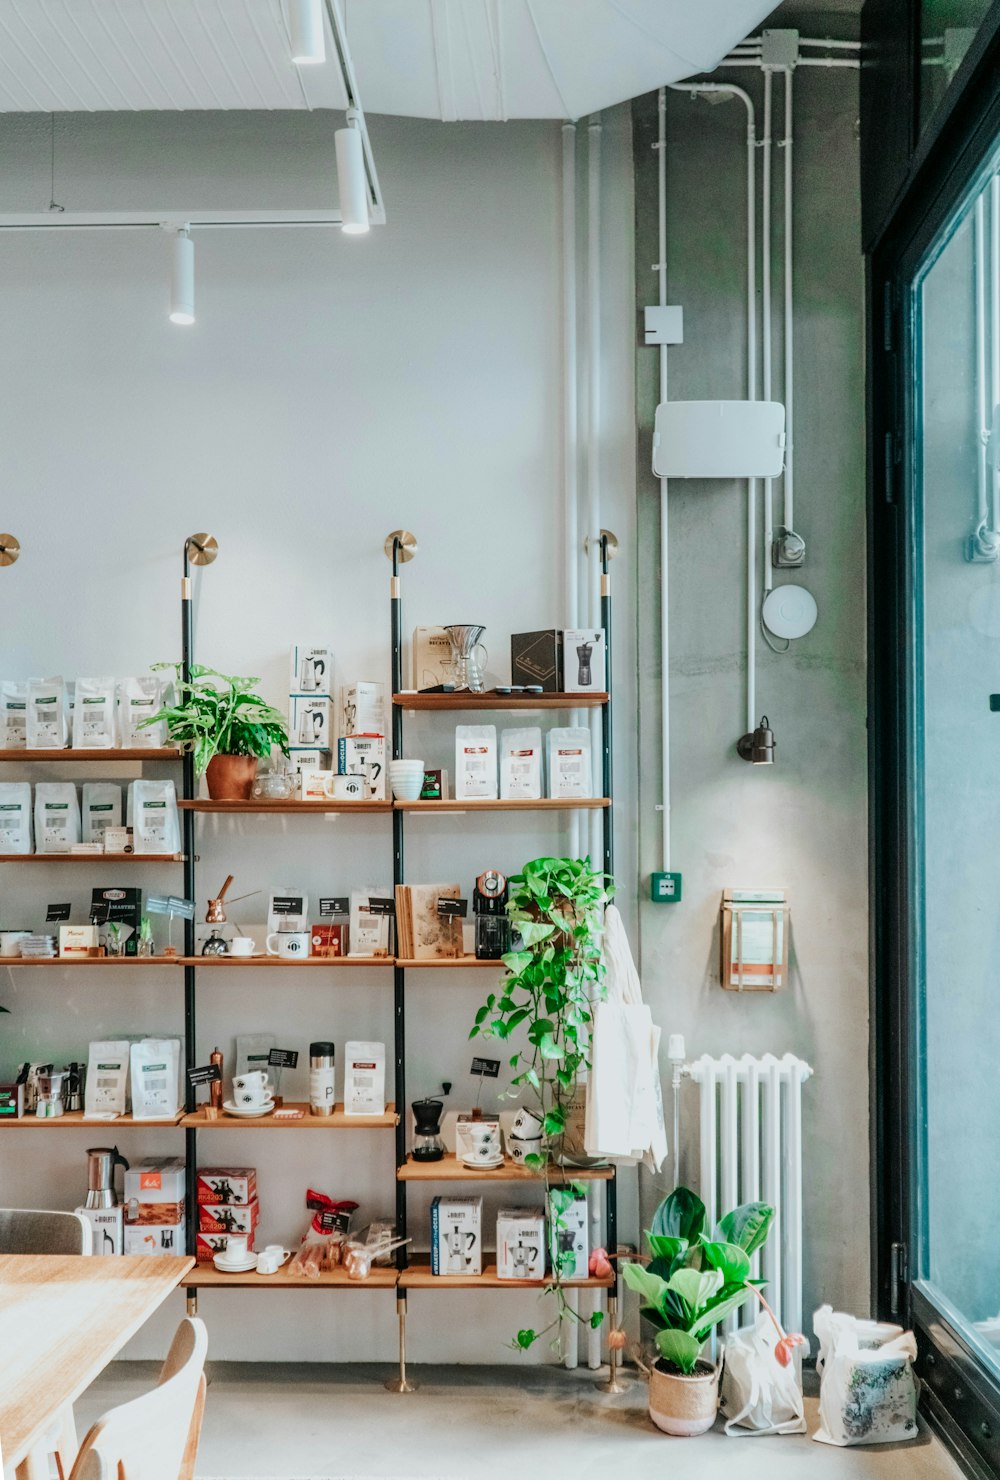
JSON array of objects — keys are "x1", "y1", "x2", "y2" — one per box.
[{"x1": 309, "y1": 1041, "x2": 336, "y2": 1117}]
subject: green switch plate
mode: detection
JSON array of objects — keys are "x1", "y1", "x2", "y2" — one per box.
[{"x1": 651, "y1": 871, "x2": 682, "y2": 903}]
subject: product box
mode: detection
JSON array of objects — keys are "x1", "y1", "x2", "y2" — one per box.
[
  {"x1": 342, "y1": 682, "x2": 385, "y2": 737},
  {"x1": 454, "y1": 1113, "x2": 501, "y2": 1162},
  {"x1": 102, "y1": 826, "x2": 132, "y2": 854},
  {"x1": 288, "y1": 746, "x2": 332, "y2": 775},
  {"x1": 420, "y1": 768, "x2": 449, "y2": 801},
  {"x1": 412, "y1": 626, "x2": 452, "y2": 690},
  {"x1": 124, "y1": 1155, "x2": 186, "y2": 1210},
  {"x1": 196, "y1": 1230, "x2": 257, "y2": 1264},
  {"x1": 197, "y1": 1167, "x2": 257, "y2": 1206},
  {"x1": 337, "y1": 735, "x2": 386, "y2": 799},
  {"x1": 0, "y1": 1083, "x2": 24, "y2": 1119},
  {"x1": 562, "y1": 628, "x2": 607, "y2": 694},
  {"x1": 310, "y1": 923, "x2": 349, "y2": 958},
  {"x1": 124, "y1": 1222, "x2": 184, "y2": 1257},
  {"x1": 343, "y1": 1040, "x2": 386, "y2": 1116},
  {"x1": 431, "y1": 1196, "x2": 483, "y2": 1276},
  {"x1": 59, "y1": 924, "x2": 98, "y2": 959},
  {"x1": 299, "y1": 768, "x2": 336, "y2": 802},
  {"x1": 289, "y1": 694, "x2": 333, "y2": 751},
  {"x1": 548, "y1": 1187, "x2": 589, "y2": 1280},
  {"x1": 497, "y1": 1208, "x2": 546, "y2": 1281},
  {"x1": 511, "y1": 630, "x2": 562, "y2": 691},
  {"x1": 199, "y1": 1198, "x2": 260, "y2": 1236},
  {"x1": 90, "y1": 886, "x2": 142, "y2": 956},
  {"x1": 289, "y1": 644, "x2": 334, "y2": 695},
  {"x1": 77, "y1": 1205, "x2": 123, "y2": 1256}
]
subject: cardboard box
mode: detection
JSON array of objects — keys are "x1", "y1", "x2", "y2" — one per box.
[
  {"x1": 497, "y1": 1208, "x2": 546, "y2": 1281},
  {"x1": 548, "y1": 1187, "x2": 589, "y2": 1280},
  {"x1": 124, "y1": 1156, "x2": 186, "y2": 1220},
  {"x1": 562, "y1": 628, "x2": 607, "y2": 693},
  {"x1": 289, "y1": 695, "x2": 333, "y2": 751},
  {"x1": 431, "y1": 1196, "x2": 483, "y2": 1276},
  {"x1": 337, "y1": 735, "x2": 386, "y2": 799},
  {"x1": 197, "y1": 1167, "x2": 257, "y2": 1206},
  {"x1": 90, "y1": 886, "x2": 142, "y2": 956},
  {"x1": 199, "y1": 1198, "x2": 260, "y2": 1236},
  {"x1": 412, "y1": 626, "x2": 452, "y2": 690},
  {"x1": 342, "y1": 682, "x2": 385, "y2": 736},
  {"x1": 77, "y1": 1205, "x2": 123, "y2": 1256},
  {"x1": 298, "y1": 768, "x2": 336, "y2": 802},
  {"x1": 420, "y1": 767, "x2": 449, "y2": 801},
  {"x1": 511, "y1": 630, "x2": 562, "y2": 691},
  {"x1": 196, "y1": 1230, "x2": 257, "y2": 1264},
  {"x1": 310, "y1": 923, "x2": 349, "y2": 958},
  {"x1": 125, "y1": 1200, "x2": 184, "y2": 1226},
  {"x1": 124, "y1": 1222, "x2": 184, "y2": 1257},
  {"x1": 288, "y1": 746, "x2": 332, "y2": 774},
  {"x1": 59, "y1": 924, "x2": 98, "y2": 959},
  {"x1": 0, "y1": 1083, "x2": 24, "y2": 1119},
  {"x1": 289, "y1": 645, "x2": 333, "y2": 695}
]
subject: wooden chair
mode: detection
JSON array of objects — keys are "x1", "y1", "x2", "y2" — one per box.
[{"x1": 67, "y1": 1317, "x2": 208, "y2": 1480}]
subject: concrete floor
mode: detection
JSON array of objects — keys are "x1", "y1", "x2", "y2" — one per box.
[{"x1": 75, "y1": 1362, "x2": 967, "y2": 1480}]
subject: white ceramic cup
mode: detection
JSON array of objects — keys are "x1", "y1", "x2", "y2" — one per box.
[
  {"x1": 328, "y1": 773, "x2": 366, "y2": 800},
  {"x1": 233, "y1": 1070, "x2": 272, "y2": 1106},
  {"x1": 510, "y1": 1106, "x2": 544, "y2": 1140},
  {"x1": 508, "y1": 1134, "x2": 544, "y2": 1166},
  {"x1": 256, "y1": 1245, "x2": 291, "y2": 1275},
  {"x1": 389, "y1": 760, "x2": 425, "y2": 801},
  {"x1": 0, "y1": 930, "x2": 30, "y2": 958},
  {"x1": 229, "y1": 936, "x2": 255, "y2": 958},
  {"x1": 218, "y1": 1235, "x2": 250, "y2": 1263},
  {"x1": 266, "y1": 930, "x2": 310, "y2": 959}
]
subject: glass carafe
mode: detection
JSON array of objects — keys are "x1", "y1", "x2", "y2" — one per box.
[{"x1": 444, "y1": 624, "x2": 487, "y2": 693}]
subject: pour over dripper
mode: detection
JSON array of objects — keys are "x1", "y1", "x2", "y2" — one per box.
[{"x1": 444, "y1": 625, "x2": 487, "y2": 693}]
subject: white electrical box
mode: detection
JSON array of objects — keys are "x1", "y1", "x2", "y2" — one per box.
[{"x1": 652, "y1": 400, "x2": 786, "y2": 479}]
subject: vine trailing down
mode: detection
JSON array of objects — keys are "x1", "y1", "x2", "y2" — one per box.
[{"x1": 470, "y1": 855, "x2": 615, "y2": 1351}]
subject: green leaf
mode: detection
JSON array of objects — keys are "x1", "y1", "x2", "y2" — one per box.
[
  {"x1": 515, "y1": 1328, "x2": 538, "y2": 1350},
  {"x1": 621, "y1": 1261, "x2": 671, "y2": 1315},
  {"x1": 651, "y1": 1187, "x2": 706, "y2": 1245},
  {"x1": 716, "y1": 1202, "x2": 774, "y2": 1257},
  {"x1": 542, "y1": 1108, "x2": 566, "y2": 1137},
  {"x1": 654, "y1": 1328, "x2": 704, "y2": 1375},
  {"x1": 666, "y1": 1267, "x2": 723, "y2": 1315},
  {"x1": 538, "y1": 1032, "x2": 563, "y2": 1061},
  {"x1": 646, "y1": 1233, "x2": 688, "y2": 1269},
  {"x1": 505, "y1": 1008, "x2": 529, "y2": 1032},
  {"x1": 688, "y1": 1284, "x2": 757, "y2": 1340},
  {"x1": 474, "y1": 1005, "x2": 490, "y2": 1025},
  {"x1": 523, "y1": 1152, "x2": 547, "y2": 1171},
  {"x1": 590, "y1": 1311, "x2": 605, "y2": 1329},
  {"x1": 699, "y1": 1237, "x2": 751, "y2": 1285}
]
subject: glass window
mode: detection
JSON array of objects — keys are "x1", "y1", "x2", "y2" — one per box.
[{"x1": 921, "y1": 0, "x2": 993, "y2": 131}]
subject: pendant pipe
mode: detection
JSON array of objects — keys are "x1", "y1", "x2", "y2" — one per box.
[
  {"x1": 587, "y1": 115, "x2": 603, "y2": 867},
  {"x1": 562, "y1": 122, "x2": 582, "y2": 863},
  {"x1": 782, "y1": 66, "x2": 796, "y2": 545}
]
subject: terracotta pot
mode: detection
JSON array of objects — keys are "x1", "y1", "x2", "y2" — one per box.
[
  {"x1": 205, "y1": 754, "x2": 258, "y2": 801},
  {"x1": 647, "y1": 1359, "x2": 719, "y2": 1437}
]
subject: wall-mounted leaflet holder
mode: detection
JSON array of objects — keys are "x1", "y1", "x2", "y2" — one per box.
[{"x1": 720, "y1": 888, "x2": 789, "y2": 992}]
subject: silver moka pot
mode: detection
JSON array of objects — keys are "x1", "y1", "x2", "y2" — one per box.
[{"x1": 85, "y1": 1146, "x2": 129, "y2": 1209}]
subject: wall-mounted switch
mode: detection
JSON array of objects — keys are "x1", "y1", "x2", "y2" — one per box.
[{"x1": 651, "y1": 871, "x2": 682, "y2": 903}]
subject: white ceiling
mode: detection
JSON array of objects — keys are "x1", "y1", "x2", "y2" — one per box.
[{"x1": 0, "y1": 0, "x2": 775, "y2": 120}]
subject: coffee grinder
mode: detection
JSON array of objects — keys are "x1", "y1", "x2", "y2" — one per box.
[
  {"x1": 412, "y1": 1080, "x2": 450, "y2": 1162},
  {"x1": 473, "y1": 869, "x2": 510, "y2": 960}
]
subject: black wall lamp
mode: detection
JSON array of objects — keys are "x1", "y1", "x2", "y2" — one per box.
[{"x1": 737, "y1": 715, "x2": 776, "y2": 765}]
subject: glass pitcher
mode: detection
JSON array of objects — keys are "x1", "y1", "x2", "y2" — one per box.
[{"x1": 444, "y1": 624, "x2": 487, "y2": 693}]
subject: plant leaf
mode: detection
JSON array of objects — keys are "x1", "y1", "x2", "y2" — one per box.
[
  {"x1": 667, "y1": 1267, "x2": 723, "y2": 1314},
  {"x1": 699, "y1": 1237, "x2": 751, "y2": 1285},
  {"x1": 621, "y1": 1261, "x2": 671, "y2": 1315},
  {"x1": 651, "y1": 1187, "x2": 706, "y2": 1245},
  {"x1": 715, "y1": 1202, "x2": 774, "y2": 1257},
  {"x1": 654, "y1": 1328, "x2": 704, "y2": 1375}
]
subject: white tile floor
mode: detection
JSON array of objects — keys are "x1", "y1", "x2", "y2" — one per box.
[{"x1": 76, "y1": 1362, "x2": 966, "y2": 1480}]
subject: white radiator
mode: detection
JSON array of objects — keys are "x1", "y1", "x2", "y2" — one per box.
[{"x1": 686, "y1": 1052, "x2": 813, "y2": 1337}]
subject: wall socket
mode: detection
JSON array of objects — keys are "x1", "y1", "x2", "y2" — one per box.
[{"x1": 651, "y1": 871, "x2": 682, "y2": 903}]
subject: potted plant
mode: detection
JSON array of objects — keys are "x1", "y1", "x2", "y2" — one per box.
[
  {"x1": 143, "y1": 664, "x2": 289, "y2": 801},
  {"x1": 622, "y1": 1186, "x2": 774, "y2": 1436}
]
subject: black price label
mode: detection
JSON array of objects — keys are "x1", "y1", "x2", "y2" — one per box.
[
  {"x1": 272, "y1": 896, "x2": 305, "y2": 916},
  {"x1": 368, "y1": 896, "x2": 395, "y2": 916},
  {"x1": 471, "y1": 1056, "x2": 501, "y2": 1078},
  {"x1": 317, "y1": 1208, "x2": 351, "y2": 1234},
  {"x1": 268, "y1": 1048, "x2": 299, "y2": 1069},
  {"x1": 320, "y1": 897, "x2": 349, "y2": 917},
  {"x1": 46, "y1": 903, "x2": 72, "y2": 922},
  {"x1": 187, "y1": 1063, "x2": 222, "y2": 1086},
  {"x1": 437, "y1": 898, "x2": 468, "y2": 917}
]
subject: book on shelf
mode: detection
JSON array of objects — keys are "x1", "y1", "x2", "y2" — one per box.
[{"x1": 394, "y1": 883, "x2": 463, "y2": 960}]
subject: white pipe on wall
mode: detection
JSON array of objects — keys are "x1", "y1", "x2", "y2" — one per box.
[
  {"x1": 657, "y1": 87, "x2": 671, "y2": 871},
  {"x1": 976, "y1": 193, "x2": 990, "y2": 540},
  {"x1": 782, "y1": 67, "x2": 795, "y2": 544},
  {"x1": 991, "y1": 173, "x2": 1000, "y2": 537},
  {"x1": 587, "y1": 115, "x2": 603, "y2": 868},
  {"x1": 562, "y1": 122, "x2": 582, "y2": 865},
  {"x1": 761, "y1": 67, "x2": 774, "y2": 623}
]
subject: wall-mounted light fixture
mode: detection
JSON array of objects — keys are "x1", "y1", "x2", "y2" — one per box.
[
  {"x1": 0, "y1": 534, "x2": 20, "y2": 567},
  {"x1": 737, "y1": 715, "x2": 775, "y2": 765},
  {"x1": 335, "y1": 110, "x2": 370, "y2": 235},
  {"x1": 290, "y1": 0, "x2": 326, "y2": 65},
  {"x1": 170, "y1": 226, "x2": 195, "y2": 325}
]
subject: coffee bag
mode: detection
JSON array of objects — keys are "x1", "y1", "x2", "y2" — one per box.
[
  {"x1": 26, "y1": 677, "x2": 66, "y2": 748},
  {"x1": 82, "y1": 783, "x2": 123, "y2": 845},
  {"x1": 127, "y1": 780, "x2": 180, "y2": 855},
  {"x1": 0, "y1": 682, "x2": 28, "y2": 748},
  {"x1": 34, "y1": 782, "x2": 81, "y2": 853},
  {"x1": 455, "y1": 725, "x2": 498, "y2": 800},
  {"x1": 0, "y1": 782, "x2": 32, "y2": 853},
  {"x1": 73, "y1": 677, "x2": 117, "y2": 748},
  {"x1": 500, "y1": 727, "x2": 542, "y2": 800},
  {"x1": 119, "y1": 676, "x2": 167, "y2": 748}
]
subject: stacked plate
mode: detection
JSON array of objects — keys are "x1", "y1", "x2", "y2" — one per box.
[
  {"x1": 223, "y1": 1098, "x2": 275, "y2": 1119},
  {"x1": 389, "y1": 759, "x2": 425, "y2": 801}
]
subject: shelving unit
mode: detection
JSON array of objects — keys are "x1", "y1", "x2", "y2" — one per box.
[{"x1": 392, "y1": 693, "x2": 608, "y2": 711}]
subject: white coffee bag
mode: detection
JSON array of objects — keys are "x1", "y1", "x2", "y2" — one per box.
[
  {"x1": 455, "y1": 725, "x2": 498, "y2": 800},
  {"x1": 82, "y1": 783, "x2": 123, "y2": 845},
  {"x1": 127, "y1": 780, "x2": 180, "y2": 854},
  {"x1": 130, "y1": 1038, "x2": 181, "y2": 1120},
  {"x1": 85, "y1": 1040, "x2": 131, "y2": 1117},
  {"x1": 349, "y1": 888, "x2": 392, "y2": 957},
  {"x1": 119, "y1": 676, "x2": 167, "y2": 748},
  {"x1": 547, "y1": 727, "x2": 594, "y2": 799},
  {"x1": 26, "y1": 676, "x2": 66, "y2": 748},
  {"x1": 0, "y1": 782, "x2": 32, "y2": 853},
  {"x1": 344, "y1": 1040, "x2": 386, "y2": 1116},
  {"x1": 73, "y1": 677, "x2": 117, "y2": 748},
  {"x1": 0, "y1": 682, "x2": 28, "y2": 748},
  {"x1": 500, "y1": 727, "x2": 543, "y2": 800},
  {"x1": 34, "y1": 782, "x2": 81, "y2": 853}
]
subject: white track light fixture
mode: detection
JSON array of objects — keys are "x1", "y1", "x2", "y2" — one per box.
[
  {"x1": 335, "y1": 111, "x2": 369, "y2": 235},
  {"x1": 290, "y1": 0, "x2": 325, "y2": 65},
  {"x1": 170, "y1": 227, "x2": 195, "y2": 325}
]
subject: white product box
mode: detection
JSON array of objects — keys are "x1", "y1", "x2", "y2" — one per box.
[
  {"x1": 77, "y1": 1205, "x2": 123, "y2": 1256},
  {"x1": 342, "y1": 682, "x2": 385, "y2": 737},
  {"x1": 548, "y1": 1187, "x2": 589, "y2": 1280},
  {"x1": 299, "y1": 768, "x2": 335, "y2": 802},
  {"x1": 431, "y1": 1196, "x2": 483, "y2": 1276},
  {"x1": 412, "y1": 626, "x2": 452, "y2": 690},
  {"x1": 561, "y1": 628, "x2": 607, "y2": 693},
  {"x1": 59, "y1": 925, "x2": 98, "y2": 959},
  {"x1": 289, "y1": 695, "x2": 333, "y2": 750},
  {"x1": 337, "y1": 735, "x2": 386, "y2": 799},
  {"x1": 123, "y1": 1222, "x2": 184, "y2": 1257},
  {"x1": 124, "y1": 1156, "x2": 186, "y2": 1205},
  {"x1": 289, "y1": 645, "x2": 334, "y2": 695},
  {"x1": 497, "y1": 1208, "x2": 546, "y2": 1281},
  {"x1": 102, "y1": 826, "x2": 131, "y2": 853},
  {"x1": 288, "y1": 747, "x2": 332, "y2": 774},
  {"x1": 343, "y1": 1040, "x2": 386, "y2": 1116}
]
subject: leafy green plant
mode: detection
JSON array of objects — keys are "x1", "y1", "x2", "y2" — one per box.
[
  {"x1": 142, "y1": 664, "x2": 288, "y2": 775},
  {"x1": 622, "y1": 1186, "x2": 774, "y2": 1375}
]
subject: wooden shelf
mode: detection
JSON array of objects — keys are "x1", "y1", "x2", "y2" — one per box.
[
  {"x1": 397, "y1": 1155, "x2": 612, "y2": 1183},
  {"x1": 1, "y1": 956, "x2": 180, "y2": 967},
  {"x1": 2, "y1": 1110, "x2": 183, "y2": 1128},
  {"x1": 399, "y1": 1260, "x2": 614, "y2": 1290},
  {"x1": 181, "y1": 1101, "x2": 397, "y2": 1129},
  {"x1": 393, "y1": 692, "x2": 608, "y2": 711},
  {"x1": 394, "y1": 798, "x2": 609, "y2": 812},
  {"x1": 178, "y1": 955, "x2": 391, "y2": 969},
  {"x1": 0, "y1": 749, "x2": 180, "y2": 762},
  {"x1": 395, "y1": 956, "x2": 502, "y2": 970},
  {"x1": 183, "y1": 1264, "x2": 398, "y2": 1289},
  {"x1": 178, "y1": 799, "x2": 392, "y2": 814},
  {"x1": 0, "y1": 853, "x2": 183, "y2": 864}
]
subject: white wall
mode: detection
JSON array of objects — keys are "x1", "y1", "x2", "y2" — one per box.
[{"x1": 0, "y1": 108, "x2": 636, "y2": 1361}]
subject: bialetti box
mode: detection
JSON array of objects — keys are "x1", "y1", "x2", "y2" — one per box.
[
  {"x1": 496, "y1": 1208, "x2": 546, "y2": 1281},
  {"x1": 197, "y1": 1167, "x2": 257, "y2": 1206},
  {"x1": 548, "y1": 1187, "x2": 589, "y2": 1280},
  {"x1": 199, "y1": 1199, "x2": 260, "y2": 1237},
  {"x1": 431, "y1": 1196, "x2": 483, "y2": 1276},
  {"x1": 337, "y1": 735, "x2": 386, "y2": 799},
  {"x1": 511, "y1": 630, "x2": 563, "y2": 691},
  {"x1": 289, "y1": 645, "x2": 333, "y2": 695},
  {"x1": 77, "y1": 1205, "x2": 123, "y2": 1256}
]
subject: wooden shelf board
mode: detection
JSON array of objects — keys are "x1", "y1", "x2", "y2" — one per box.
[
  {"x1": 178, "y1": 799, "x2": 392, "y2": 814},
  {"x1": 393, "y1": 692, "x2": 608, "y2": 711},
  {"x1": 182, "y1": 1265, "x2": 398, "y2": 1289},
  {"x1": 394, "y1": 957, "x2": 502, "y2": 970},
  {"x1": 0, "y1": 853, "x2": 183, "y2": 864},
  {"x1": 1, "y1": 956, "x2": 181, "y2": 968},
  {"x1": 399, "y1": 1260, "x2": 614, "y2": 1290},
  {"x1": 0, "y1": 749, "x2": 180, "y2": 762},
  {"x1": 181, "y1": 1101, "x2": 397, "y2": 1130},
  {"x1": 397, "y1": 1154, "x2": 612, "y2": 1183},
  {"x1": 178, "y1": 954, "x2": 391, "y2": 968},
  {"x1": 394, "y1": 798, "x2": 609, "y2": 812},
  {"x1": 2, "y1": 1111, "x2": 183, "y2": 1128}
]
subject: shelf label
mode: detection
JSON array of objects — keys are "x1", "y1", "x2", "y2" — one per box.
[
  {"x1": 147, "y1": 895, "x2": 195, "y2": 919},
  {"x1": 471, "y1": 1056, "x2": 501, "y2": 1078},
  {"x1": 267, "y1": 1048, "x2": 299, "y2": 1069},
  {"x1": 368, "y1": 896, "x2": 395, "y2": 915},
  {"x1": 187, "y1": 1063, "x2": 222, "y2": 1086},
  {"x1": 320, "y1": 897, "x2": 349, "y2": 917},
  {"x1": 437, "y1": 898, "x2": 468, "y2": 917},
  {"x1": 272, "y1": 895, "x2": 306, "y2": 916},
  {"x1": 46, "y1": 902, "x2": 71, "y2": 922}
]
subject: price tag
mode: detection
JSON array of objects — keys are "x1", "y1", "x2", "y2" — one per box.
[
  {"x1": 187, "y1": 1063, "x2": 222, "y2": 1086},
  {"x1": 320, "y1": 897, "x2": 349, "y2": 917},
  {"x1": 46, "y1": 903, "x2": 71, "y2": 922},
  {"x1": 147, "y1": 895, "x2": 195, "y2": 919},
  {"x1": 437, "y1": 898, "x2": 468, "y2": 917},
  {"x1": 471, "y1": 1056, "x2": 501, "y2": 1078},
  {"x1": 368, "y1": 897, "x2": 395, "y2": 916},
  {"x1": 268, "y1": 1048, "x2": 299, "y2": 1069},
  {"x1": 272, "y1": 895, "x2": 305, "y2": 916}
]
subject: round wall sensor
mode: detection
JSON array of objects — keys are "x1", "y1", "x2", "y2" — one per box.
[{"x1": 762, "y1": 584, "x2": 818, "y2": 640}]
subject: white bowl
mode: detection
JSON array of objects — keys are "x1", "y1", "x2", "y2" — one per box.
[{"x1": 392, "y1": 776, "x2": 426, "y2": 801}]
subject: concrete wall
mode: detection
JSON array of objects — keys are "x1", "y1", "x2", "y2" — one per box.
[
  {"x1": 0, "y1": 107, "x2": 637, "y2": 1361},
  {"x1": 632, "y1": 60, "x2": 868, "y2": 1324}
]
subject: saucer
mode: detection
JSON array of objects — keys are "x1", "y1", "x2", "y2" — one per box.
[
  {"x1": 223, "y1": 1098, "x2": 275, "y2": 1119},
  {"x1": 462, "y1": 1155, "x2": 504, "y2": 1170},
  {"x1": 213, "y1": 1252, "x2": 258, "y2": 1273}
]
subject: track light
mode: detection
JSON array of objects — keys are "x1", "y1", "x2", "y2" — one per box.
[
  {"x1": 290, "y1": 0, "x2": 325, "y2": 65},
  {"x1": 335, "y1": 112, "x2": 370, "y2": 235},
  {"x1": 170, "y1": 227, "x2": 194, "y2": 325},
  {"x1": 737, "y1": 716, "x2": 776, "y2": 765}
]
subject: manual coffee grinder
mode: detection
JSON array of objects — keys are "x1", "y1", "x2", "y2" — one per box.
[
  {"x1": 411, "y1": 1098, "x2": 445, "y2": 1162},
  {"x1": 474, "y1": 869, "x2": 511, "y2": 960}
]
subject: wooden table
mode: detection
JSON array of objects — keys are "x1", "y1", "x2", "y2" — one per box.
[{"x1": 0, "y1": 1254, "x2": 194, "y2": 1477}]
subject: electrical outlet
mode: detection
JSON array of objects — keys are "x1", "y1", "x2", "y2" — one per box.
[{"x1": 651, "y1": 871, "x2": 682, "y2": 903}]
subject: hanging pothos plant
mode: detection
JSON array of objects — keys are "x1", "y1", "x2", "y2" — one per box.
[{"x1": 470, "y1": 854, "x2": 613, "y2": 1352}]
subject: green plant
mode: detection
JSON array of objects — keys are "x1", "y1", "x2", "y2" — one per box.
[
  {"x1": 142, "y1": 664, "x2": 289, "y2": 775},
  {"x1": 622, "y1": 1186, "x2": 774, "y2": 1375}
]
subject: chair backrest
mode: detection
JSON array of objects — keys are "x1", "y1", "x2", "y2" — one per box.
[
  {"x1": 70, "y1": 1317, "x2": 208, "y2": 1480},
  {"x1": 0, "y1": 1208, "x2": 92, "y2": 1255}
]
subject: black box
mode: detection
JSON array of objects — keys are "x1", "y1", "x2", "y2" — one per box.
[
  {"x1": 511, "y1": 630, "x2": 563, "y2": 691},
  {"x1": 91, "y1": 887, "x2": 143, "y2": 956}
]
